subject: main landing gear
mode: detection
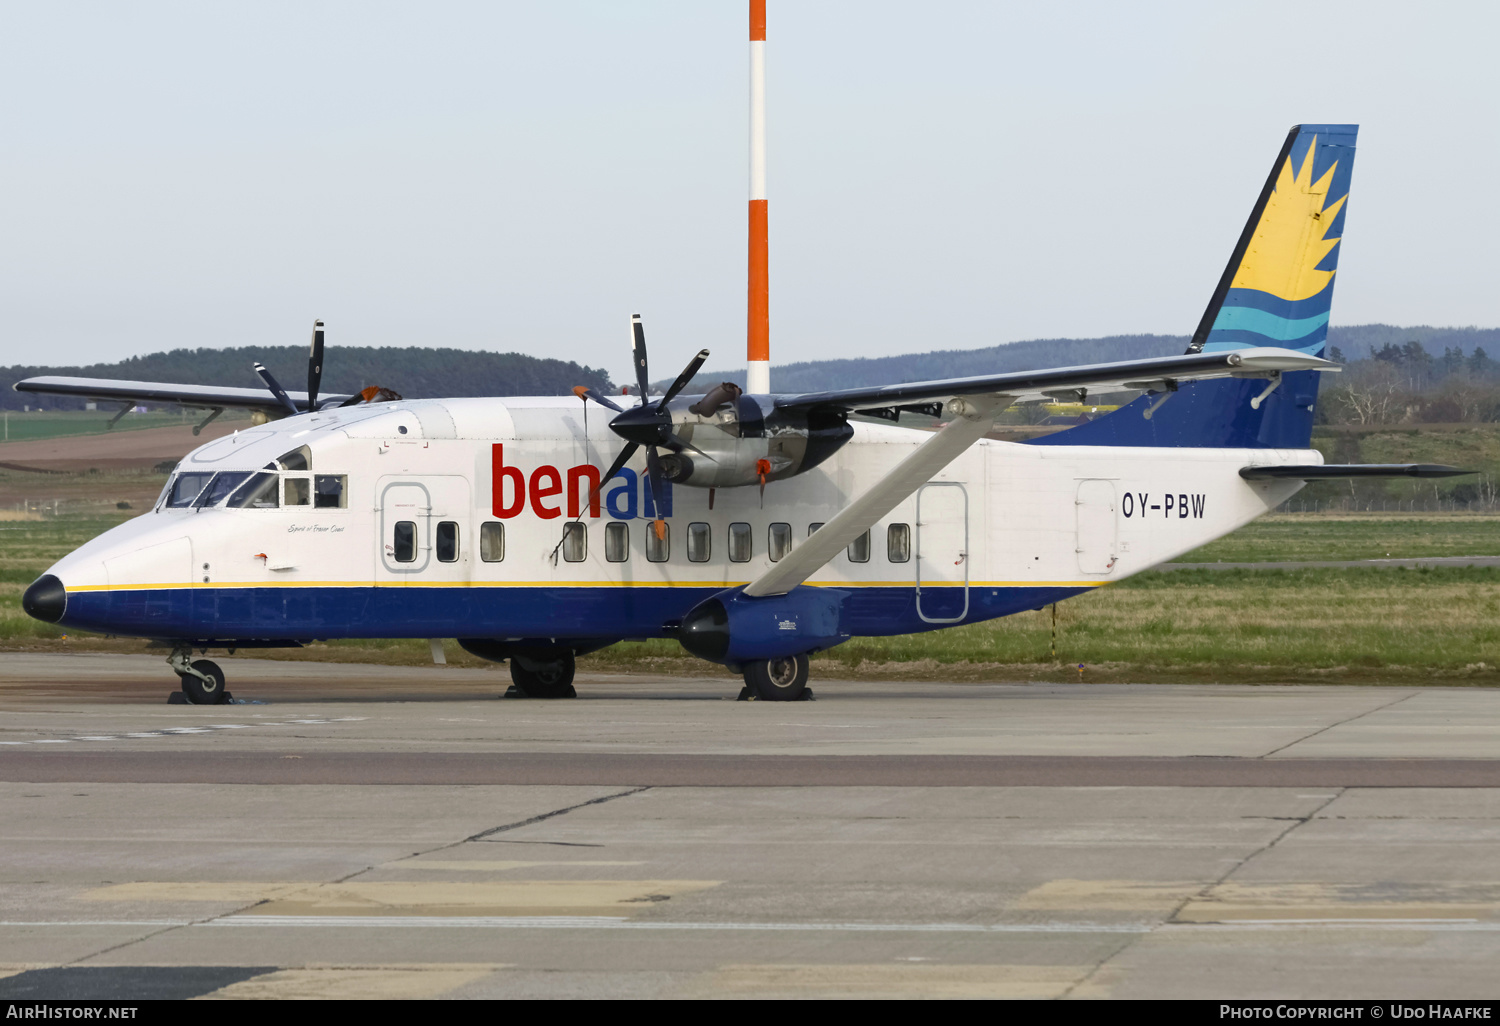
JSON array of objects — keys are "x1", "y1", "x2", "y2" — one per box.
[
  {"x1": 739, "y1": 653, "x2": 813, "y2": 702},
  {"x1": 508, "y1": 651, "x2": 577, "y2": 699},
  {"x1": 167, "y1": 645, "x2": 231, "y2": 705}
]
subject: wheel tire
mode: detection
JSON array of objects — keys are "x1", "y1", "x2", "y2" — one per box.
[
  {"x1": 743, "y1": 653, "x2": 809, "y2": 702},
  {"x1": 178, "y1": 659, "x2": 226, "y2": 705},
  {"x1": 509, "y1": 652, "x2": 577, "y2": 699}
]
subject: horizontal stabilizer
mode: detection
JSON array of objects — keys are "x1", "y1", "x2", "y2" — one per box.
[{"x1": 1240, "y1": 464, "x2": 1473, "y2": 480}]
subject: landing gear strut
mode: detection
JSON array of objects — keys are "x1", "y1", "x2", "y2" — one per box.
[
  {"x1": 509, "y1": 651, "x2": 577, "y2": 699},
  {"x1": 167, "y1": 645, "x2": 229, "y2": 705},
  {"x1": 740, "y1": 653, "x2": 811, "y2": 702}
]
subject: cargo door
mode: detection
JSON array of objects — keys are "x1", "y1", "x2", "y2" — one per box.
[{"x1": 1075, "y1": 479, "x2": 1119, "y2": 575}]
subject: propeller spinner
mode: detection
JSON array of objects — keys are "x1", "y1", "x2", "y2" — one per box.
[{"x1": 576, "y1": 315, "x2": 709, "y2": 538}]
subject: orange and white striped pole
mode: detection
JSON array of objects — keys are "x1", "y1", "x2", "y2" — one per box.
[{"x1": 746, "y1": 0, "x2": 770, "y2": 394}]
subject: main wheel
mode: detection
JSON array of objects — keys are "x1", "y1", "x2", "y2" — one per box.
[
  {"x1": 510, "y1": 652, "x2": 577, "y2": 698},
  {"x1": 178, "y1": 659, "x2": 226, "y2": 705},
  {"x1": 743, "y1": 653, "x2": 809, "y2": 701}
]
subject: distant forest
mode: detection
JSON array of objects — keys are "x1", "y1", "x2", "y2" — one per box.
[
  {"x1": 7, "y1": 325, "x2": 1500, "y2": 424},
  {"x1": 1, "y1": 346, "x2": 614, "y2": 411}
]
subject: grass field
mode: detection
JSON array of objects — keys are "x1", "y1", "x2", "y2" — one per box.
[
  {"x1": 2, "y1": 512, "x2": 1496, "y2": 684},
  {"x1": 0, "y1": 409, "x2": 258, "y2": 443},
  {"x1": 1181, "y1": 513, "x2": 1500, "y2": 562}
]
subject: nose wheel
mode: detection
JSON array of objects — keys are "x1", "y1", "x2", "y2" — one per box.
[
  {"x1": 167, "y1": 646, "x2": 230, "y2": 704},
  {"x1": 740, "y1": 653, "x2": 811, "y2": 701}
]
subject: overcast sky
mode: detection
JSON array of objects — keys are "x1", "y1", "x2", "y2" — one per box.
[{"x1": 1, "y1": 0, "x2": 1496, "y2": 382}]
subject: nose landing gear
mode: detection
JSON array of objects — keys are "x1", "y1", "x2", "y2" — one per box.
[{"x1": 167, "y1": 645, "x2": 230, "y2": 705}]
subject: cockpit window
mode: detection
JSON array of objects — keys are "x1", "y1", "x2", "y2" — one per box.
[
  {"x1": 226, "y1": 472, "x2": 280, "y2": 509},
  {"x1": 194, "y1": 471, "x2": 253, "y2": 508},
  {"x1": 164, "y1": 472, "x2": 215, "y2": 509},
  {"x1": 277, "y1": 446, "x2": 311, "y2": 471}
]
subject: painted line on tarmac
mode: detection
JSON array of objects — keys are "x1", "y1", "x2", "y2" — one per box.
[
  {"x1": 0, "y1": 717, "x2": 365, "y2": 747},
  {"x1": 6, "y1": 917, "x2": 1499, "y2": 934},
  {"x1": 5, "y1": 752, "x2": 1500, "y2": 786}
]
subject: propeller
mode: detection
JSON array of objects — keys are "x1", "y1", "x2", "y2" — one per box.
[
  {"x1": 307, "y1": 320, "x2": 325, "y2": 410},
  {"x1": 251, "y1": 320, "x2": 405, "y2": 416},
  {"x1": 574, "y1": 315, "x2": 710, "y2": 537},
  {"x1": 253, "y1": 362, "x2": 300, "y2": 417}
]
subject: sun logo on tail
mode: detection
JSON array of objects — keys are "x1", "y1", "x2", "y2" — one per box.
[{"x1": 1229, "y1": 137, "x2": 1348, "y2": 303}]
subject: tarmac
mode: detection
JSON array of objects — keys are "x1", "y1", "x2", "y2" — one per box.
[{"x1": 2, "y1": 652, "x2": 1499, "y2": 1000}]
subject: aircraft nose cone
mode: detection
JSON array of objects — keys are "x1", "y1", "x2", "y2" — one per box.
[
  {"x1": 609, "y1": 406, "x2": 668, "y2": 447},
  {"x1": 22, "y1": 574, "x2": 66, "y2": 624}
]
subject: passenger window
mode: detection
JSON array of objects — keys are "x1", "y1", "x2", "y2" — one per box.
[
  {"x1": 562, "y1": 522, "x2": 586, "y2": 562},
  {"x1": 314, "y1": 474, "x2": 347, "y2": 509},
  {"x1": 728, "y1": 522, "x2": 752, "y2": 562},
  {"x1": 769, "y1": 523, "x2": 792, "y2": 562},
  {"x1": 646, "y1": 522, "x2": 670, "y2": 562},
  {"x1": 393, "y1": 521, "x2": 416, "y2": 562},
  {"x1": 227, "y1": 472, "x2": 280, "y2": 509},
  {"x1": 165, "y1": 472, "x2": 215, "y2": 508},
  {"x1": 480, "y1": 522, "x2": 504, "y2": 562},
  {"x1": 277, "y1": 446, "x2": 311, "y2": 471},
  {"x1": 848, "y1": 529, "x2": 871, "y2": 563},
  {"x1": 283, "y1": 476, "x2": 311, "y2": 506},
  {"x1": 888, "y1": 523, "x2": 911, "y2": 562},
  {"x1": 687, "y1": 522, "x2": 711, "y2": 562},
  {"x1": 436, "y1": 521, "x2": 459, "y2": 562},
  {"x1": 808, "y1": 522, "x2": 824, "y2": 537},
  {"x1": 605, "y1": 522, "x2": 629, "y2": 562}
]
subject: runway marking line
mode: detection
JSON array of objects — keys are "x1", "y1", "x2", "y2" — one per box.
[
  {"x1": 9, "y1": 917, "x2": 1500, "y2": 934},
  {"x1": 0, "y1": 717, "x2": 365, "y2": 747}
]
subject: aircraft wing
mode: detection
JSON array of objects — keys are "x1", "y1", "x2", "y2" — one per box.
[
  {"x1": 12, "y1": 376, "x2": 352, "y2": 414},
  {"x1": 773, "y1": 346, "x2": 1335, "y2": 415},
  {"x1": 743, "y1": 393, "x2": 1010, "y2": 598},
  {"x1": 743, "y1": 347, "x2": 1337, "y2": 598}
]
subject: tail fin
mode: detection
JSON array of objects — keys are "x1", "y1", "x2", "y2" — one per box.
[{"x1": 1032, "y1": 124, "x2": 1357, "y2": 449}]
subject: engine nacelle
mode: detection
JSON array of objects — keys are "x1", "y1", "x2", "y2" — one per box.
[
  {"x1": 676, "y1": 585, "x2": 852, "y2": 666},
  {"x1": 659, "y1": 394, "x2": 852, "y2": 490}
]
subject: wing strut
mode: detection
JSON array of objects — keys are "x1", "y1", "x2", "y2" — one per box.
[{"x1": 742, "y1": 393, "x2": 1009, "y2": 598}]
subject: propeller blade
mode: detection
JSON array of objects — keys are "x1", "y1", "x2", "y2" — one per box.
[
  {"x1": 657, "y1": 349, "x2": 710, "y2": 410},
  {"x1": 645, "y1": 446, "x2": 668, "y2": 537},
  {"x1": 579, "y1": 440, "x2": 640, "y2": 518},
  {"x1": 253, "y1": 362, "x2": 300, "y2": 417},
  {"x1": 666, "y1": 432, "x2": 717, "y2": 463},
  {"x1": 306, "y1": 320, "x2": 325, "y2": 411},
  {"x1": 630, "y1": 314, "x2": 650, "y2": 400},
  {"x1": 573, "y1": 385, "x2": 625, "y2": 413}
]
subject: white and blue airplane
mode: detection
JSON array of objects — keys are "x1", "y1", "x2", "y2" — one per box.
[{"x1": 15, "y1": 124, "x2": 1466, "y2": 702}]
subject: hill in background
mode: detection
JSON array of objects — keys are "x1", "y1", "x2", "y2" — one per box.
[
  {"x1": 2, "y1": 346, "x2": 614, "y2": 411},
  {"x1": 7, "y1": 325, "x2": 1500, "y2": 410},
  {"x1": 682, "y1": 325, "x2": 1500, "y2": 393}
]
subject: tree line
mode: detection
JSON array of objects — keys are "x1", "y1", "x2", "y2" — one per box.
[{"x1": 0, "y1": 346, "x2": 615, "y2": 411}]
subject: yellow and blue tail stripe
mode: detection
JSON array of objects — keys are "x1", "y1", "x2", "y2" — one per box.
[
  {"x1": 1192, "y1": 124, "x2": 1357, "y2": 358},
  {"x1": 1033, "y1": 124, "x2": 1357, "y2": 451}
]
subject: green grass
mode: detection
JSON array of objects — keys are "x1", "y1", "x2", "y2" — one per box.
[
  {"x1": 4, "y1": 514, "x2": 1497, "y2": 684},
  {"x1": 1181, "y1": 513, "x2": 1500, "y2": 563},
  {"x1": 0, "y1": 409, "x2": 249, "y2": 443}
]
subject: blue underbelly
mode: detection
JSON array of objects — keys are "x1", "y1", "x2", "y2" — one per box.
[{"x1": 60, "y1": 584, "x2": 1092, "y2": 641}]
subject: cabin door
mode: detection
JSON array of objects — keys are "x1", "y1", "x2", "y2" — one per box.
[
  {"x1": 378, "y1": 476, "x2": 472, "y2": 579},
  {"x1": 916, "y1": 482, "x2": 969, "y2": 623}
]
